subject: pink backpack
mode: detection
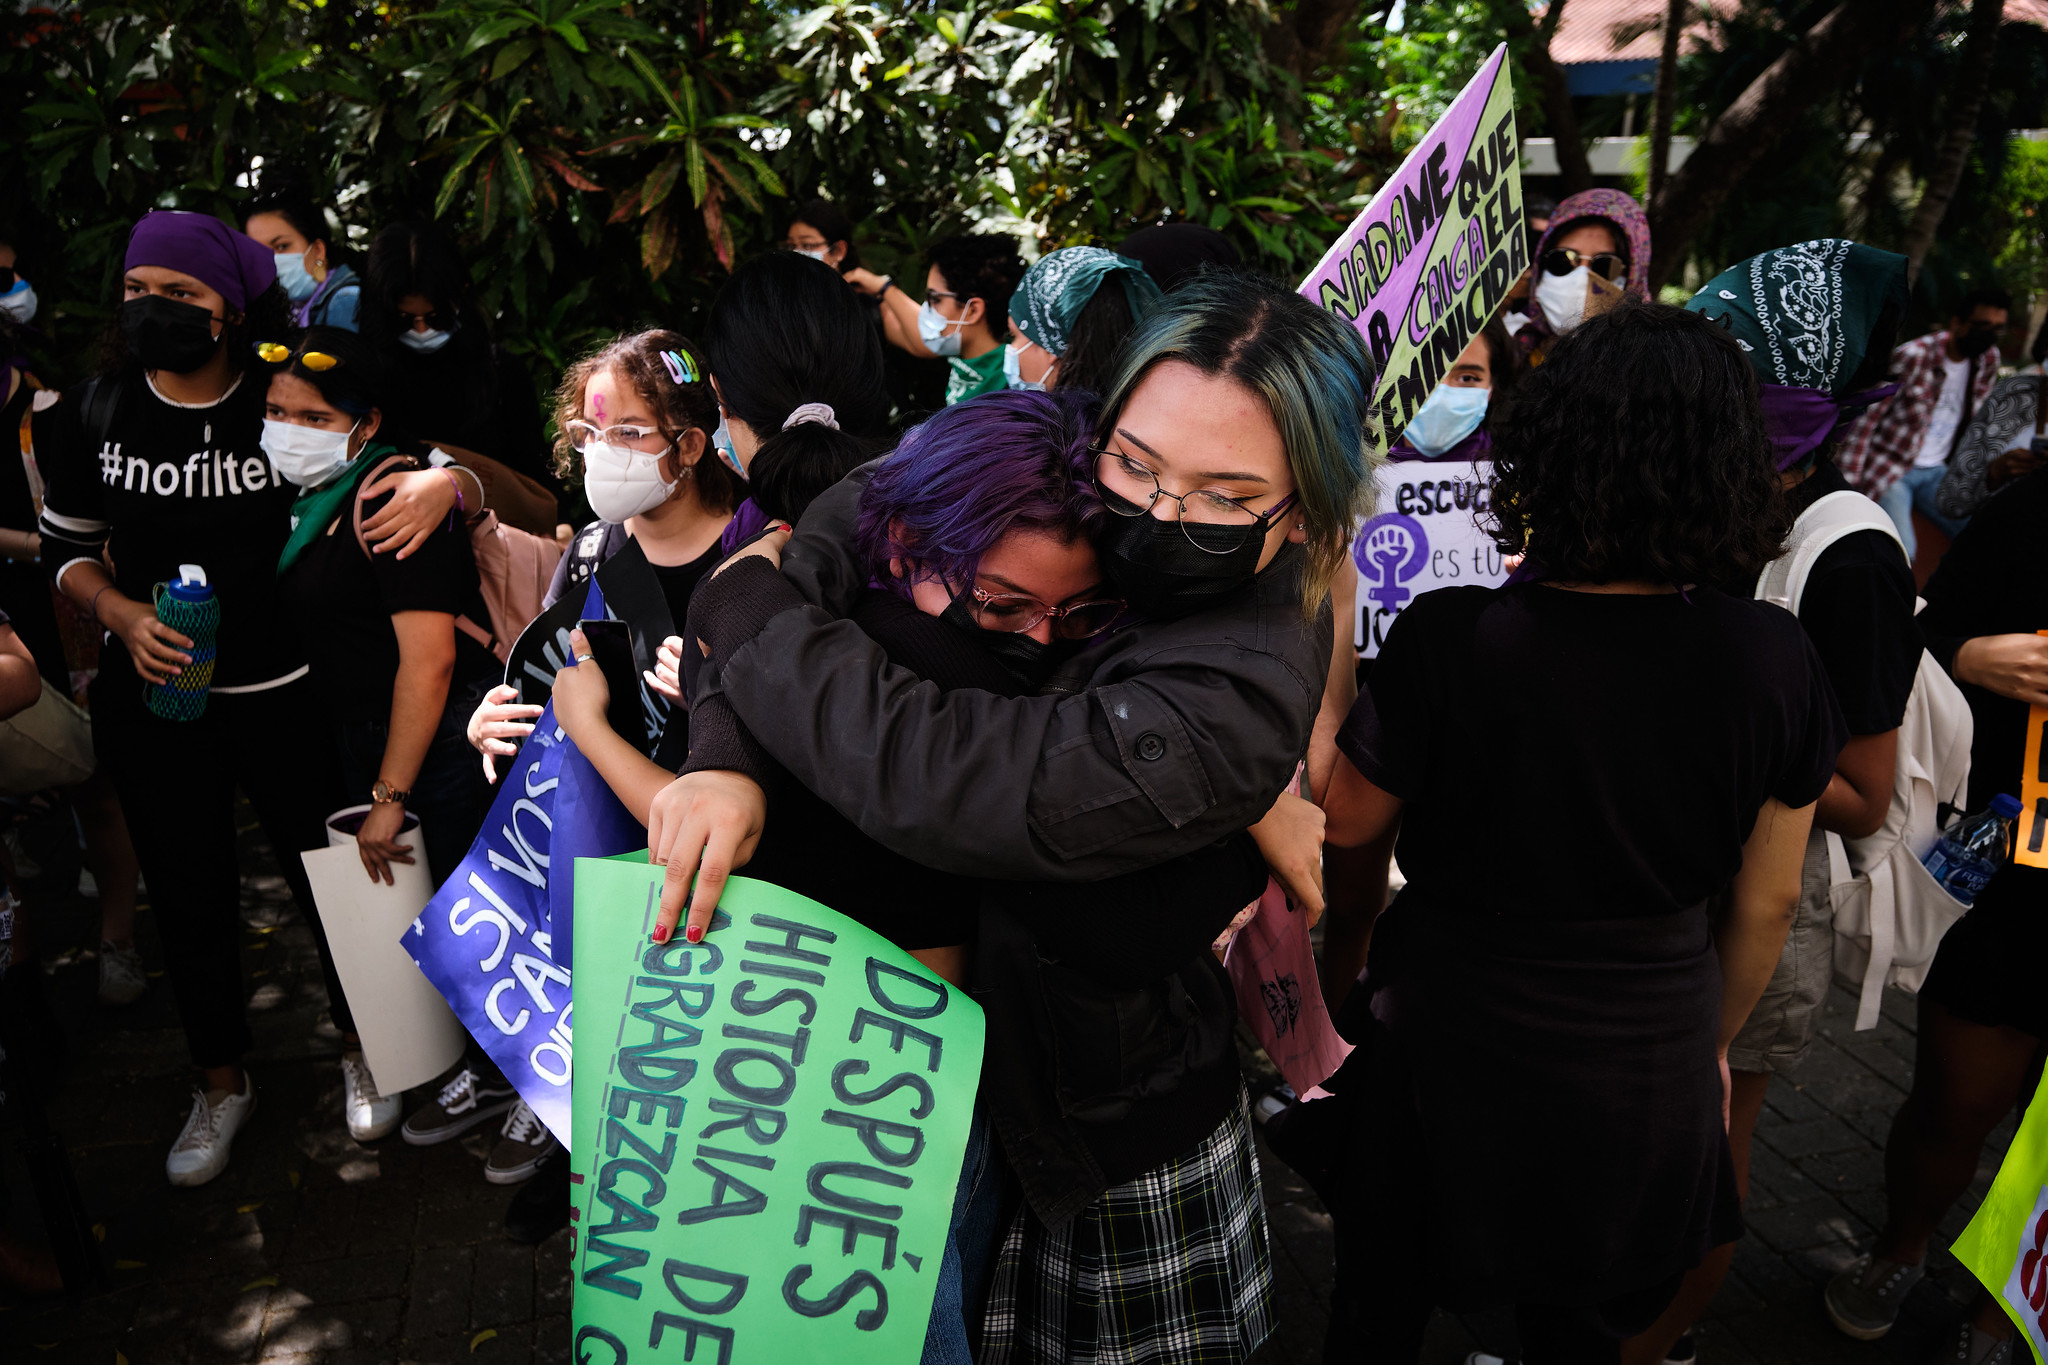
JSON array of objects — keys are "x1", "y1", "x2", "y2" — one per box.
[{"x1": 350, "y1": 454, "x2": 563, "y2": 664}]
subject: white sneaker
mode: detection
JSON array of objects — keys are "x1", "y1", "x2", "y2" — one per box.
[
  {"x1": 97, "y1": 941, "x2": 147, "y2": 1006},
  {"x1": 341, "y1": 1052, "x2": 402, "y2": 1141},
  {"x1": 166, "y1": 1079, "x2": 257, "y2": 1187}
]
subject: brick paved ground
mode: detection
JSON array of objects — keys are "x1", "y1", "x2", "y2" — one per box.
[{"x1": 0, "y1": 808, "x2": 2020, "y2": 1364}]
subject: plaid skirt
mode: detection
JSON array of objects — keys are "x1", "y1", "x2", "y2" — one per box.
[{"x1": 979, "y1": 1092, "x2": 1274, "y2": 1365}]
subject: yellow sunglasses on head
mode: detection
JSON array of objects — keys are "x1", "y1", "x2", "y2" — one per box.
[{"x1": 255, "y1": 341, "x2": 340, "y2": 371}]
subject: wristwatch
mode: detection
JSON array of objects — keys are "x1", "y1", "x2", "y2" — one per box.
[{"x1": 371, "y1": 780, "x2": 411, "y2": 807}]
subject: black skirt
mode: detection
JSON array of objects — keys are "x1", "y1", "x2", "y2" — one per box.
[{"x1": 1333, "y1": 888, "x2": 1741, "y2": 1311}]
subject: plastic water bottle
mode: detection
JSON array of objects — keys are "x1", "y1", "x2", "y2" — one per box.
[
  {"x1": 1923, "y1": 793, "x2": 2023, "y2": 906},
  {"x1": 144, "y1": 564, "x2": 219, "y2": 722}
]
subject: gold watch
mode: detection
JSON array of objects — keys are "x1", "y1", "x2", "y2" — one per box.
[{"x1": 371, "y1": 780, "x2": 411, "y2": 807}]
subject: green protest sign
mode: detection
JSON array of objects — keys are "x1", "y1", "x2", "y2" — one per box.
[
  {"x1": 569, "y1": 858, "x2": 986, "y2": 1365},
  {"x1": 1953, "y1": 1067, "x2": 2048, "y2": 1362}
]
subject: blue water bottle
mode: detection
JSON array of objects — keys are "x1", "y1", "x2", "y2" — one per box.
[
  {"x1": 1923, "y1": 793, "x2": 2023, "y2": 907},
  {"x1": 145, "y1": 564, "x2": 219, "y2": 722}
]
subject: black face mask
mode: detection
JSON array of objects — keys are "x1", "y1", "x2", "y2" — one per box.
[
  {"x1": 1097, "y1": 484, "x2": 1286, "y2": 621},
  {"x1": 938, "y1": 592, "x2": 1080, "y2": 690},
  {"x1": 1957, "y1": 324, "x2": 1998, "y2": 359},
  {"x1": 120, "y1": 295, "x2": 223, "y2": 374}
]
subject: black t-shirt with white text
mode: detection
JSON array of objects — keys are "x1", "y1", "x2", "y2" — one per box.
[{"x1": 34, "y1": 371, "x2": 302, "y2": 687}]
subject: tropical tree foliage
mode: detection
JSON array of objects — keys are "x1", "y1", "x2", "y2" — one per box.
[{"x1": 3, "y1": 0, "x2": 2042, "y2": 391}]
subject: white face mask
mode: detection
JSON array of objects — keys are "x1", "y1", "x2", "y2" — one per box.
[
  {"x1": 795, "y1": 247, "x2": 829, "y2": 263},
  {"x1": 1535, "y1": 265, "x2": 1593, "y2": 335},
  {"x1": 0, "y1": 279, "x2": 38, "y2": 325},
  {"x1": 1003, "y1": 342, "x2": 1047, "y2": 392},
  {"x1": 399, "y1": 325, "x2": 454, "y2": 354},
  {"x1": 262, "y1": 418, "x2": 359, "y2": 489},
  {"x1": 917, "y1": 299, "x2": 964, "y2": 357},
  {"x1": 582, "y1": 440, "x2": 679, "y2": 523}
]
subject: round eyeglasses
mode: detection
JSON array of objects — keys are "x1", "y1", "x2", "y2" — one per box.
[
  {"x1": 965, "y1": 586, "x2": 1125, "y2": 639},
  {"x1": 1092, "y1": 445, "x2": 1297, "y2": 555}
]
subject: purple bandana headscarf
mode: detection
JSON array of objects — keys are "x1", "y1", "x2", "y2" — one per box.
[
  {"x1": 1524, "y1": 189, "x2": 1653, "y2": 340},
  {"x1": 124, "y1": 210, "x2": 278, "y2": 313}
]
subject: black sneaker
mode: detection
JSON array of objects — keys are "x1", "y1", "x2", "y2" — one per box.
[
  {"x1": 505, "y1": 1147, "x2": 571, "y2": 1244},
  {"x1": 400, "y1": 1065, "x2": 517, "y2": 1146},
  {"x1": 1665, "y1": 1332, "x2": 1698, "y2": 1364}
]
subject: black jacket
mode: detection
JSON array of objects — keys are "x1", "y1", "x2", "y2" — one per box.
[{"x1": 687, "y1": 462, "x2": 1332, "y2": 881}]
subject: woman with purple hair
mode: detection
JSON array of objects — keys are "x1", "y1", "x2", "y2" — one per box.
[{"x1": 689, "y1": 387, "x2": 1305, "y2": 1363}]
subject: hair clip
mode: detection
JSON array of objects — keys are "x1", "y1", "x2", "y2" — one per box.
[{"x1": 661, "y1": 349, "x2": 700, "y2": 385}]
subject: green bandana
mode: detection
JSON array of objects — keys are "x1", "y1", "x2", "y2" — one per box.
[
  {"x1": 944, "y1": 346, "x2": 1008, "y2": 405},
  {"x1": 276, "y1": 442, "x2": 398, "y2": 579},
  {"x1": 1683, "y1": 239, "x2": 1907, "y2": 397},
  {"x1": 1013, "y1": 247, "x2": 1164, "y2": 357}
]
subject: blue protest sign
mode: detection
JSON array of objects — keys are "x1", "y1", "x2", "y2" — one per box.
[{"x1": 402, "y1": 581, "x2": 647, "y2": 1143}]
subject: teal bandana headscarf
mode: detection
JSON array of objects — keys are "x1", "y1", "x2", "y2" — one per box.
[
  {"x1": 1013, "y1": 247, "x2": 1164, "y2": 357},
  {"x1": 1684, "y1": 239, "x2": 1908, "y2": 469},
  {"x1": 1685, "y1": 239, "x2": 1907, "y2": 396}
]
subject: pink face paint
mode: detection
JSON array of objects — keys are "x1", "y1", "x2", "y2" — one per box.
[{"x1": 590, "y1": 390, "x2": 608, "y2": 425}]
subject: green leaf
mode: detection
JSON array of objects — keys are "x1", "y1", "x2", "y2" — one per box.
[
  {"x1": 461, "y1": 15, "x2": 533, "y2": 56},
  {"x1": 549, "y1": 21, "x2": 588, "y2": 53},
  {"x1": 621, "y1": 46, "x2": 686, "y2": 122},
  {"x1": 490, "y1": 38, "x2": 537, "y2": 82},
  {"x1": 500, "y1": 137, "x2": 538, "y2": 212},
  {"x1": 685, "y1": 139, "x2": 708, "y2": 207},
  {"x1": 639, "y1": 154, "x2": 683, "y2": 212},
  {"x1": 91, "y1": 135, "x2": 111, "y2": 189}
]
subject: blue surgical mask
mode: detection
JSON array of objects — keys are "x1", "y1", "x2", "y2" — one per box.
[
  {"x1": 1400, "y1": 384, "x2": 1490, "y2": 458},
  {"x1": 1003, "y1": 343, "x2": 1047, "y2": 392},
  {"x1": 712, "y1": 414, "x2": 746, "y2": 479},
  {"x1": 274, "y1": 252, "x2": 318, "y2": 303},
  {"x1": 399, "y1": 323, "x2": 455, "y2": 354},
  {"x1": 917, "y1": 299, "x2": 963, "y2": 357}
]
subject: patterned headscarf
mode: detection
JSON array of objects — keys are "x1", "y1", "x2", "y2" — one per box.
[
  {"x1": 1683, "y1": 239, "x2": 1908, "y2": 469},
  {"x1": 1524, "y1": 188, "x2": 1653, "y2": 338},
  {"x1": 1012, "y1": 246, "x2": 1164, "y2": 358}
]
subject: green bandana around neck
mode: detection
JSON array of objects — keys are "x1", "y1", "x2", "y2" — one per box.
[
  {"x1": 945, "y1": 345, "x2": 1008, "y2": 405},
  {"x1": 276, "y1": 442, "x2": 399, "y2": 579}
]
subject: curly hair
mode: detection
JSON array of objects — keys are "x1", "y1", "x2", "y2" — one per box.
[
  {"x1": 856, "y1": 387, "x2": 1103, "y2": 594},
  {"x1": 1487, "y1": 300, "x2": 1789, "y2": 586},
  {"x1": 551, "y1": 330, "x2": 737, "y2": 515}
]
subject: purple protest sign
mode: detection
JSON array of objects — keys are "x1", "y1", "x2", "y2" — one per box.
[
  {"x1": 1298, "y1": 44, "x2": 1522, "y2": 450},
  {"x1": 400, "y1": 580, "x2": 647, "y2": 1144}
]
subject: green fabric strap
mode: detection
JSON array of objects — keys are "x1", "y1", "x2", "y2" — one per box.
[{"x1": 276, "y1": 442, "x2": 399, "y2": 579}]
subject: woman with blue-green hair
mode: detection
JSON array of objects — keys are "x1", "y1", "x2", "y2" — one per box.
[
  {"x1": 654, "y1": 267, "x2": 1376, "y2": 1362},
  {"x1": 1004, "y1": 245, "x2": 1164, "y2": 398}
]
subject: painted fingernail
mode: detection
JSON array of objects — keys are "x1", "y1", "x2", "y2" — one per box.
[
  {"x1": 685, "y1": 925, "x2": 704, "y2": 944},
  {"x1": 650, "y1": 923, "x2": 670, "y2": 944}
]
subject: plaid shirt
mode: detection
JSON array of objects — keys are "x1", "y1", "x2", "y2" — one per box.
[{"x1": 1837, "y1": 330, "x2": 1998, "y2": 498}]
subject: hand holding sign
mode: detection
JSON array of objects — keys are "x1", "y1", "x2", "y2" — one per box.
[{"x1": 571, "y1": 861, "x2": 986, "y2": 1365}]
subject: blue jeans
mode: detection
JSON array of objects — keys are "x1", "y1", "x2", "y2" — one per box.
[
  {"x1": 922, "y1": 1107, "x2": 1006, "y2": 1364},
  {"x1": 1877, "y1": 463, "x2": 1969, "y2": 561}
]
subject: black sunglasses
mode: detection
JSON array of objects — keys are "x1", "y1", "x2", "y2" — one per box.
[{"x1": 1541, "y1": 248, "x2": 1628, "y2": 284}]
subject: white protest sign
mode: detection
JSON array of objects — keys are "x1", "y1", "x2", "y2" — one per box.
[{"x1": 1353, "y1": 458, "x2": 1510, "y2": 658}]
